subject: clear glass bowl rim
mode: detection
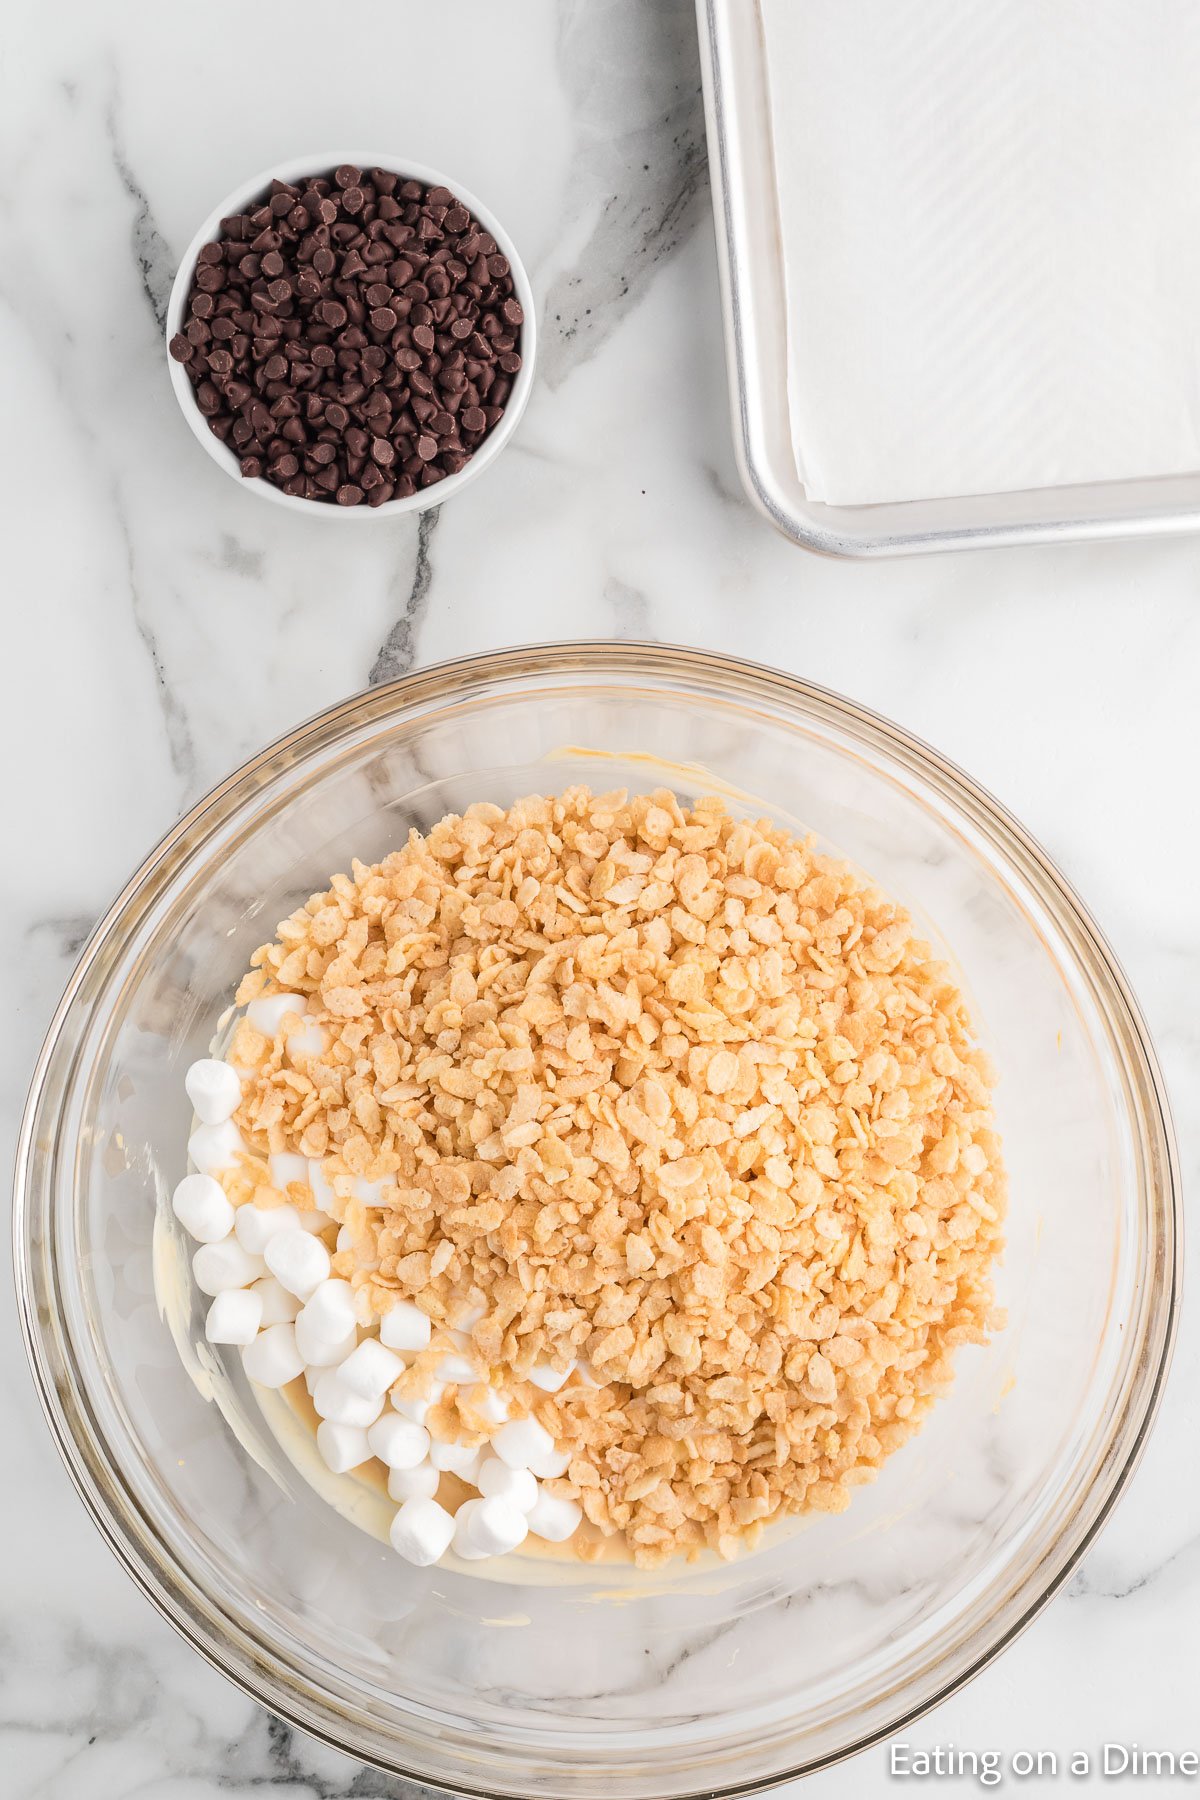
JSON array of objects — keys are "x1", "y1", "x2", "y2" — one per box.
[{"x1": 12, "y1": 640, "x2": 1182, "y2": 1799}]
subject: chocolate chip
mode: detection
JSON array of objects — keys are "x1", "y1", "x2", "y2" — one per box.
[{"x1": 174, "y1": 165, "x2": 523, "y2": 504}]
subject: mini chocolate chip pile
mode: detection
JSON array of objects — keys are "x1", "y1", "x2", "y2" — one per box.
[{"x1": 169, "y1": 165, "x2": 524, "y2": 506}]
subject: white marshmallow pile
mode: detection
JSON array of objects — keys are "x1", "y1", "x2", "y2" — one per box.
[{"x1": 174, "y1": 1005, "x2": 584, "y2": 1569}]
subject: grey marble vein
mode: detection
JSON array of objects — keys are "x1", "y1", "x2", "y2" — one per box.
[
  {"x1": 540, "y1": 0, "x2": 708, "y2": 388},
  {"x1": 0, "y1": 1620, "x2": 437, "y2": 1800},
  {"x1": 369, "y1": 509, "x2": 442, "y2": 687},
  {"x1": 115, "y1": 493, "x2": 198, "y2": 792},
  {"x1": 24, "y1": 914, "x2": 96, "y2": 963},
  {"x1": 604, "y1": 575, "x2": 654, "y2": 639},
  {"x1": 206, "y1": 534, "x2": 267, "y2": 582},
  {"x1": 104, "y1": 77, "x2": 174, "y2": 333},
  {"x1": 224, "y1": 1714, "x2": 444, "y2": 1799},
  {"x1": 1067, "y1": 1528, "x2": 1200, "y2": 1603}
]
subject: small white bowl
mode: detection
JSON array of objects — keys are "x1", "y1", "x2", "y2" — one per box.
[{"x1": 165, "y1": 151, "x2": 536, "y2": 519}]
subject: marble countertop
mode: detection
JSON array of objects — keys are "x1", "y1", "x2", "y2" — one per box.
[{"x1": 2, "y1": 1, "x2": 1197, "y2": 1795}]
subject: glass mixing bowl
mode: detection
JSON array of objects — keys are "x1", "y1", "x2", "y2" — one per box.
[{"x1": 14, "y1": 643, "x2": 1179, "y2": 1799}]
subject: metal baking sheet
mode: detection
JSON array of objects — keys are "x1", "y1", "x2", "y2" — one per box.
[{"x1": 697, "y1": 0, "x2": 1200, "y2": 557}]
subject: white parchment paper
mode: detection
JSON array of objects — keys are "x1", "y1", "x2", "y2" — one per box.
[{"x1": 760, "y1": 0, "x2": 1200, "y2": 504}]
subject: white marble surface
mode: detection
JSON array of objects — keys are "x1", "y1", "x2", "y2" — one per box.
[{"x1": 2, "y1": 2, "x2": 1197, "y2": 1795}]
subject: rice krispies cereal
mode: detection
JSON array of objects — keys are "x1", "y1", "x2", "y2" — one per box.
[{"x1": 227, "y1": 787, "x2": 1006, "y2": 1566}]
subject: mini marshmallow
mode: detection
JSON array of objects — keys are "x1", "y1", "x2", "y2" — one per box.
[
  {"x1": 234, "y1": 1203, "x2": 299, "y2": 1255},
  {"x1": 472, "y1": 1386, "x2": 509, "y2": 1426},
  {"x1": 468, "y1": 1495, "x2": 529, "y2": 1557},
  {"x1": 297, "y1": 1209, "x2": 333, "y2": 1235},
  {"x1": 528, "y1": 1445, "x2": 571, "y2": 1480},
  {"x1": 336, "y1": 1226, "x2": 353, "y2": 1252},
  {"x1": 171, "y1": 1173, "x2": 234, "y2": 1243},
  {"x1": 527, "y1": 1490, "x2": 583, "y2": 1543},
  {"x1": 436, "y1": 1353, "x2": 478, "y2": 1386},
  {"x1": 294, "y1": 1309, "x2": 356, "y2": 1368},
  {"x1": 529, "y1": 1360, "x2": 575, "y2": 1394},
  {"x1": 184, "y1": 1058, "x2": 242, "y2": 1124},
  {"x1": 264, "y1": 1227, "x2": 330, "y2": 1300},
  {"x1": 245, "y1": 992, "x2": 307, "y2": 1037},
  {"x1": 251, "y1": 1275, "x2": 300, "y2": 1326},
  {"x1": 451, "y1": 1498, "x2": 490, "y2": 1560},
  {"x1": 316, "y1": 1419, "x2": 373, "y2": 1474},
  {"x1": 477, "y1": 1457, "x2": 539, "y2": 1513},
  {"x1": 188, "y1": 1119, "x2": 246, "y2": 1176},
  {"x1": 390, "y1": 1496, "x2": 455, "y2": 1567},
  {"x1": 574, "y1": 1362, "x2": 604, "y2": 1389},
  {"x1": 242, "y1": 1322, "x2": 304, "y2": 1388},
  {"x1": 340, "y1": 1338, "x2": 405, "y2": 1400},
  {"x1": 391, "y1": 1389, "x2": 435, "y2": 1425},
  {"x1": 380, "y1": 1300, "x2": 431, "y2": 1353},
  {"x1": 388, "y1": 1462, "x2": 441, "y2": 1502},
  {"x1": 192, "y1": 1238, "x2": 264, "y2": 1296},
  {"x1": 268, "y1": 1152, "x2": 311, "y2": 1192},
  {"x1": 204, "y1": 1287, "x2": 263, "y2": 1345},
  {"x1": 429, "y1": 1438, "x2": 483, "y2": 1482},
  {"x1": 311, "y1": 1370, "x2": 383, "y2": 1428},
  {"x1": 301, "y1": 1278, "x2": 357, "y2": 1341},
  {"x1": 304, "y1": 1364, "x2": 322, "y2": 1397},
  {"x1": 367, "y1": 1413, "x2": 431, "y2": 1470},
  {"x1": 492, "y1": 1416, "x2": 556, "y2": 1472},
  {"x1": 286, "y1": 1021, "x2": 327, "y2": 1061},
  {"x1": 351, "y1": 1175, "x2": 396, "y2": 1207},
  {"x1": 307, "y1": 1159, "x2": 336, "y2": 1211}
]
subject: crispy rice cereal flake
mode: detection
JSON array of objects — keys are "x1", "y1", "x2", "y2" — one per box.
[{"x1": 230, "y1": 788, "x2": 1006, "y2": 1567}]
